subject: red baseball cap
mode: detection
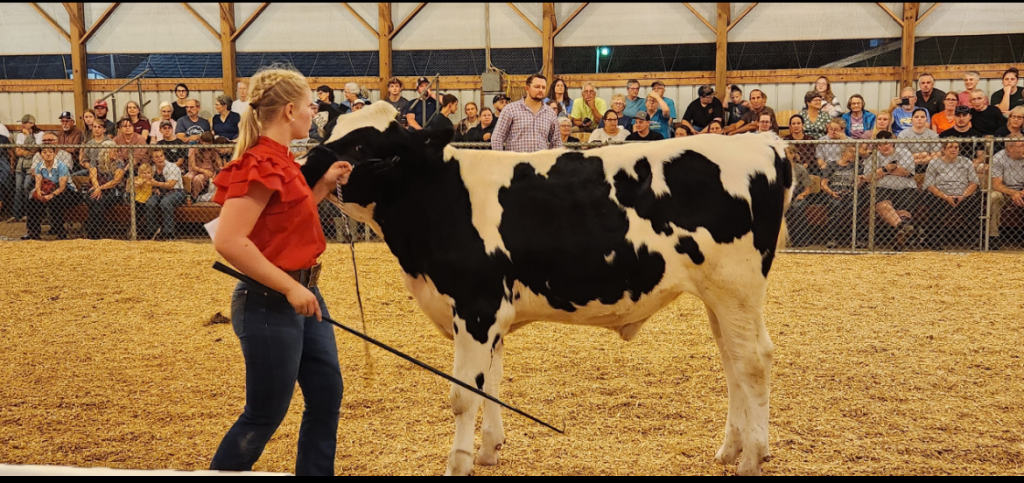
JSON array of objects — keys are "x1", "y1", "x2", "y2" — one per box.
[{"x1": 93, "y1": 100, "x2": 108, "y2": 108}]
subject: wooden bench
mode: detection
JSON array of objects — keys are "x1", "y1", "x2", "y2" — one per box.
[{"x1": 67, "y1": 176, "x2": 221, "y2": 226}]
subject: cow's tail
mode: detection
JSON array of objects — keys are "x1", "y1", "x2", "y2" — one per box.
[{"x1": 773, "y1": 139, "x2": 795, "y2": 252}]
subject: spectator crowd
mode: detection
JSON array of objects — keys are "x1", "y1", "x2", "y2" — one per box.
[{"x1": 2, "y1": 68, "x2": 1023, "y2": 248}]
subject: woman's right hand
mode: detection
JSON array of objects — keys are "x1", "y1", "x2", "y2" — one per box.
[{"x1": 286, "y1": 283, "x2": 322, "y2": 321}]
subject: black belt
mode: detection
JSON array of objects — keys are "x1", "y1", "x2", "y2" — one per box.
[{"x1": 287, "y1": 263, "x2": 322, "y2": 289}]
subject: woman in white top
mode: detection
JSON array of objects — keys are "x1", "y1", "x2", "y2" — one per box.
[
  {"x1": 150, "y1": 102, "x2": 176, "y2": 144},
  {"x1": 589, "y1": 109, "x2": 629, "y2": 143}
]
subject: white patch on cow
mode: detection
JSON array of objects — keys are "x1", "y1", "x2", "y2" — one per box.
[
  {"x1": 326, "y1": 101, "x2": 398, "y2": 143},
  {"x1": 442, "y1": 145, "x2": 570, "y2": 256},
  {"x1": 604, "y1": 251, "x2": 615, "y2": 264},
  {"x1": 338, "y1": 201, "x2": 382, "y2": 238}
]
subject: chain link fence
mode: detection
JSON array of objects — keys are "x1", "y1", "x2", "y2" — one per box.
[
  {"x1": 0, "y1": 142, "x2": 380, "y2": 243},
  {"x1": 3, "y1": 137, "x2": 1023, "y2": 252},
  {"x1": 787, "y1": 137, "x2": 1024, "y2": 253}
]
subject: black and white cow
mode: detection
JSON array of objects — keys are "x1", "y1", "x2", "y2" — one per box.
[{"x1": 301, "y1": 102, "x2": 793, "y2": 476}]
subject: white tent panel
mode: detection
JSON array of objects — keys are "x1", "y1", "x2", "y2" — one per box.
[
  {"x1": 36, "y1": 2, "x2": 73, "y2": 33},
  {"x1": 554, "y1": 2, "x2": 582, "y2": 25},
  {"x1": 86, "y1": 3, "x2": 221, "y2": 53},
  {"x1": 84, "y1": 2, "x2": 114, "y2": 30},
  {"x1": 236, "y1": 3, "x2": 378, "y2": 52},
  {"x1": 0, "y1": 3, "x2": 71, "y2": 55},
  {"x1": 392, "y1": 3, "x2": 541, "y2": 51},
  {"x1": 347, "y1": 2, "x2": 380, "y2": 33},
  {"x1": 185, "y1": 2, "x2": 221, "y2": 33},
  {"x1": 556, "y1": 3, "x2": 716, "y2": 47},
  {"x1": 917, "y1": 3, "x2": 1024, "y2": 37},
  {"x1": 511, "y1": 3, "x2": 543, "y2": 28},
  {"x1": 729, "y1": 3, "x2": 902, "y2": 42},
  {"x1": 233, "y1": 3, "x2": 263, "y2": 28}
]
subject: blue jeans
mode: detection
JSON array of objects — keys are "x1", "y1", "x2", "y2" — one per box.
[
  {"x1": 210, "y1": 282, "x2": 343, "y2": 476},
  {"x1": 13, "y1": 172, "x2": 34, "y2": 219},
  {"x1": 144, "y1": 190, "x2": 186, "y2": 237},
  {"x1": 0, "y1": 161, "x2": 10, "y2": 213}
]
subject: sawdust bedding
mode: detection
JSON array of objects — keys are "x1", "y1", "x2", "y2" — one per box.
[{"x1": 1, "y1": 241, "x2": 1022, "y2": 475}]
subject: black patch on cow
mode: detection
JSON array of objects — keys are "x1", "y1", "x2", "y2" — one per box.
[
  {"x1": 674, "y1": 236, "x2": 705, "y2": 265},
  {"x1": 475, "y1": 373, "x2": 485, "y2": 390},
  {"x1": 453, "y1": 323, "x2": 459, "y2": 335},
  {"x1": 498, "y1": 155, "x2": 666, "y2": 310},
  {"x1": 491, "y1": 335, "x2": 501, "y2": 351},
  {"x1": 613, "y1": 150, "x2": 787, "y2": 277},
  {"x1": 749, "y1": 152, "x2": 790, "y2": 276}
]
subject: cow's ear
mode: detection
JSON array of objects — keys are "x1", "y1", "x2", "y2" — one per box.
[{"x1": 299, "y1": 144, "x2": 337, "y2": 189}]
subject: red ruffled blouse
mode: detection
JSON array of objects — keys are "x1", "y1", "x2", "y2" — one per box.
[{"x1": 213, "y1": 137, "x2": 325, "y2": 272}]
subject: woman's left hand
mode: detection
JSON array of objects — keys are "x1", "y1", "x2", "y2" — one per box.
[{"x1": 322, "y1": 161, "x2": 354, "y2": 186}]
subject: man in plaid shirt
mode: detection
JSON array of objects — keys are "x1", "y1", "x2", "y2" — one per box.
[{"x1": 490, "y1": 74, "x2": 562, "y2": 152}]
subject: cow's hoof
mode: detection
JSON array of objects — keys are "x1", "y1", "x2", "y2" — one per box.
[
  {"x1": 445, "y1": 450, "x2": 474, "y2": 476},
  {"x1": 476, "y1": 443, "x2": 502, "y2": 466},
  {"x1": 715, "y1": 440, "x2": 741, "y2": 466},
  {"x1": 736, "y1": 454, "x2": 763, "y2": 476}
]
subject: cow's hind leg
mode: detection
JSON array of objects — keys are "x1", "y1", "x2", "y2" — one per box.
[
  {"x1": 445, "y1": 317, "x2": 496, "y2": 476},
  {"x1": 476, "y1": 334, "x2": 506, "y2": 466},
  {"x1": 706, "y1": 294, "x2": 774, "y2": 476},
  {"x1": 705, "y1": 304, "x2": 744, "y2": 467}
]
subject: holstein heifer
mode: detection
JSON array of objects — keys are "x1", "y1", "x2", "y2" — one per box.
[{"x1": 301, "y1": 102, "x2": 793, "y2": 476}]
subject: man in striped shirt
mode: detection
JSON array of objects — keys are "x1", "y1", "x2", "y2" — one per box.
[{"x1": 491, "y1": 74, "x2": 562, "y2": 153}]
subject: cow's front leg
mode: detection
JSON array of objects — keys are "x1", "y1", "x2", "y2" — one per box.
[
  {"x1": 445, "y1": 314, "x2": 496, "y2": 476},
  {"x1": 476, "y1": 333, "x2": 505, "y2": 466}
]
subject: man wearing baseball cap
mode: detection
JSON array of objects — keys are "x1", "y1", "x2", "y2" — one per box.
[
  {"x1": 406, "y1": 77, "x2": 438, "y2": 130},
  {"x1": 56, "y1": 111, "x2": 84, "y2": 172},
  {"x1": 492, "y1": 93, "x2": 510, "y2": 118},
  {"x1": 93, "y1": 100, "x2": 117, "y2": 136},
  {"x1": 938, "y1": 105, "x2": 985, "y2": 161},
  {"x1": 625, "y1": 111, "x2": 664, "y2": 141}
]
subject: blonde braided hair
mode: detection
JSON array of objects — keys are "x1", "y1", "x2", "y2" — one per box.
[{"x1": 233, "y1": 65, "x2": 310, "y2": 160}]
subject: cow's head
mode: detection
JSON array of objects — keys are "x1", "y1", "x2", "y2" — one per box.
[{"x1": 299, "y1": 101, "x2": 452, "y2": 224}]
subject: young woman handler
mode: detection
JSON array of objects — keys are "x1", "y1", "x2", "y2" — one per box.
[{"x1": 209, "y1": 66, "x2": 352, "y2": 476}]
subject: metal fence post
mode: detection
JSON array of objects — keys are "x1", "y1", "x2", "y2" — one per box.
[
  {"x1": 868, "y1": 144, "x2": 877, "y2": 252},
  {"x1": 984, "y1": 138, "x2": 995, "y2": 251},
  {"x1": 852, "y1": 140, "x2": 859, "y2": 251},
  {"x1": 128, "y1": 148, "x2": 136, "y2": 241}
]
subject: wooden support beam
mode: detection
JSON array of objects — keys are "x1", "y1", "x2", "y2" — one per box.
[
  {"x1": 715, "y1": 3, "x2": 729, "y2": 102},
  {"x1": 507, "y1": 3, "x2": 541, "y2": 36},
  {"x1": 64, "y1": 3, "x2": 88, "y2": 115},
  {"x1": 916, "y1": 2, "x2": 940, "y2": 25},
  {"x1": 389, "y1": 3, "x2": 426, "y2": 40},
  {"x1": 220, "y1": 3, "x2": 236, "y2": 96},
  {"x1": 31, "y1": 3, "x2": 71, "y2": 42},
  {"x1": 553, "y1": 3, "x2": 587, "y2": 37},
  {"x1": 542, "y1": 3, "x2": 555, "y2": 81},
  {"x1": 182, "y1": 3, "x2": 220, "y2": 40},
  {"x1": 80, "y1": 2, "x2": 120, "y2": 45},
  {"x1": 231, "y1": 3, "x2": 270, "y2": 42},
  {"x1": 877, "y1": 2, "x2": 904, "y2": 26},
  {"x1": 900, "y1": 3, "x2": 919, "y2": 90},
  {"x1": 727, "y1": 3, "x2": 757, "y2": 32},
  {"x1": 683, "y1": 3, "x2": 716, "y2": 34},
  {"x1": 379, "y1": 3, "x2": 394, "y2": 93},
  {"x1": 341, "y1": 3, "x2": 378, "y2": 36}
]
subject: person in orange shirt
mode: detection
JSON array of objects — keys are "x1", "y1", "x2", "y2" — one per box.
[{"x1": 209, "y1": 66, "x2": 352, "y2": 476}]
